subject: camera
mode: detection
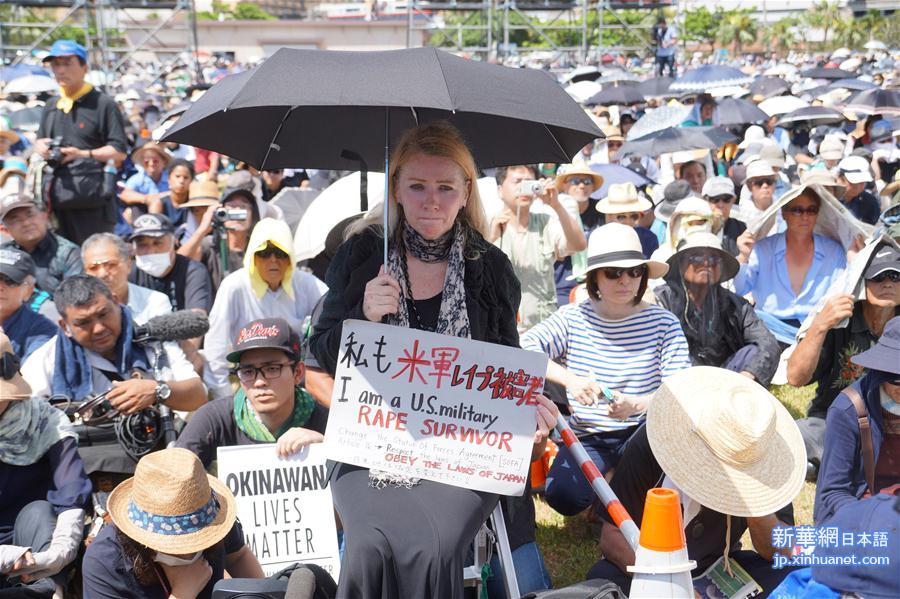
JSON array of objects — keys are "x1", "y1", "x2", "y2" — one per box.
[
  {"x1": 517, "y1": 180, "x2": 544, "y2": 197},
  {"x1": 213, "y1": 207, "x2": 248, "y2": 223},
  {"x1": 46, "y1": 136, "x2": 65, "y2": 169}
]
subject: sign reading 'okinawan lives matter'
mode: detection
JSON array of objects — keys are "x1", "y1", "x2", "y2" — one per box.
[
  {"x1": 323, "y1": 319, "x2": 549, "y2": 496},
  {"x1": 217, "y1": 444, "x2": 340, "y2": 578}
]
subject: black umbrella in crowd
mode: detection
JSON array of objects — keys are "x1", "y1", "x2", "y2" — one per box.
[
  {"x1": 749, "y1": 77, "x2": 789, "y2": 99},
  {"x1": 716, "y1": 97, "x2": 770, "y2": 126},
  {"x1": 844, "y1": 88, "x2": 900, "y2": 116},
  {"x1": 618, "y1": 126, "x2": 737, "y2": 158},
  {"x1": 587, "y1": 84, "x2": 645, "y2": 106},
  {"x1": 776, "y1": 105, "x2": 845, "y2": 127},
  {"x1": 635, "y1": 76, "x2": 673, "y2": 99},
  {"x1": 800, "y1": 67, "x2": 856, "y2": 80},
  {"x1": 828, "y1": 78, "x2": 877, "y2": 92}
]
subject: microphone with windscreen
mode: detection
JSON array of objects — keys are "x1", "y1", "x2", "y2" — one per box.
[
  {"x1": 134, "y1": 310, "x2": 210, "y2": 342},
  {"x1": 284, "y1": 567, "x2": 317, "y2": 599}
]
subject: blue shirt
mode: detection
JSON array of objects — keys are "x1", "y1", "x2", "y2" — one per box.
[
  {"x1": 1, "y1": 303, "x2": 57, "y2": 360},
  {"x1": 733, "y1": 233, "x2": 846, "y2": 323},
  {"x1": 123, "y1": 169, "x2": 169, "y2": 196}
]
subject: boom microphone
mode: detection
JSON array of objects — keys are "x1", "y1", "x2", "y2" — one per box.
[
  {"x1": 134, "y1": 310, "x2": 210, "y2": 342},
  {"x1": 284, "y1": 567, "x2": 317, "y2": 599}
]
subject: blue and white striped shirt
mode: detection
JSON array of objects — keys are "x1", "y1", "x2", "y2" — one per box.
[{"x1": 521, "y1": 301, "x2": 691, "y2": 435}]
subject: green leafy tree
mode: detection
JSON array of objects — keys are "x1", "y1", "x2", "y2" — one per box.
[
  {"x1": 803, "y1": 1, "x2": 843, "y2": 49},
  {"x1": 231, "y1": 2, "x2": 276, "y2": 20},
  {"x1": 682, "y1": 7, "x2": 717, "y2": 49},
  {"x1": 762, "y1": 17, "x2": 798, "y2": 56},
  {"x1": 715, "y1": 9, "x2": 757, "y2": 55},
  {"x1": 833, "y1": 17, "x2": 865, "y2": 50}
]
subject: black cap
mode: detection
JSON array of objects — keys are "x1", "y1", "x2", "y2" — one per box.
[
  {"x1": 128, "y1": 213, "x2": 174, "y2": 241},
  {"x1": 222, "y1": 187, "x2": 256, "y2": 204},
  {"x1": 864, "y1": 245, "x2": 900, "y2": 280},
  {"x1": 0, "y1": 248, "x2": 36, "y2": 284},
  {"x1": 227, "y1": 318, "x2": 301, "y2": 363}
]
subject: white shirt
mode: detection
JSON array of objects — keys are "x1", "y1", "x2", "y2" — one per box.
[
  {"x1": 203, "y1": 268, "x2": 328, "y2": 399},
  {"x1": 23, "y1": 334, "x2": 199, "y2": 401},
  {"x1": 127, "y1": 282, "x2": 172, "y2": 325}
]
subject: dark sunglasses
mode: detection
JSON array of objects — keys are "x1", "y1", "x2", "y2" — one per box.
[
  {"x1": 567, "y1": 176, "x2": 595, "y2": 186},
  {"x1": 256, "y1": 244, "x2": 289, "y2": 259},
  {"x1": 784, "y1": 205, "x2": 819, "y2": 216},
  {"x1": 750, "y1": 178, "x2": 775, "y2": 188},
  {"x1": 707, "y1": 195, "x2": 734, "y2": 205},
  {"x1": 600, "y1": 265, "x2": 646, "y2": 280},
  {"x1": 685, "y1": 253, "x2": 721, "y2": 267},
  {"x1": 869, "y1": 271, "x2": 900, "y2": 283}
]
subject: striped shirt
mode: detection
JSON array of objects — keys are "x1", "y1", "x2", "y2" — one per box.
[{"x1": 521, "y1": 300, "x2": 691, "y2": 434}]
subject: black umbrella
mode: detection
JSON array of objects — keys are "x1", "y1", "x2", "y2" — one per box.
[
  {"x1": 587, "y1": 84, "x2": 644, "y2": 106},
  {"x1": 635, "y1": 76, "x2": 673, "y2": 99},
  {"x1": 800, "y1": 67, "x2": 856, "y2": 80},
  {"x1": 749, "y1": 77, "x2": 789, "y2": 99},
  {"x1": 6, "y1": 106, "x2": 43, "y2": 131},
  {"x1": 163, "y1": 47, "x2": 601, "y2": 171},
  {"x1": 776, "y1": 105, "x2": 844, "y2": 127},
  {"x1": 827, "y1": 78, "x2": 877, "y2": 92},
  {"x1": 844, "y1": 88, "x2": 900, "y2": 116},
  {"x1": 618, "y1": 126, "x2": 737, "y2": 158},
  {"x1": 716, "y1": 97, "x2": 769, "y2": 126}
]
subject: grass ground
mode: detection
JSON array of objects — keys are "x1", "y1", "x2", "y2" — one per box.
[{"x1": 535, "y1": 383, "x2": 818, "y2": 588}]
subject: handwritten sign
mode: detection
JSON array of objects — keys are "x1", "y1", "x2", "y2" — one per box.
[
  {"x1": 217, "y1": 444, "x2": 340, "y2": 578},
  {"x1": 323, "y1": 319, "x2": 548, "y2": 495}
]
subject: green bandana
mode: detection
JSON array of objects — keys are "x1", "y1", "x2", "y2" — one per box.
[{"x1": 233, "y1": 386, "x2": 316, "y2": 442}]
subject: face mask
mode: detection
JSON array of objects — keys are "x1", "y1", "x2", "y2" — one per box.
[
  {"x1": 135, "y1": 252, "x2": 172, "y2": 278},
  {"x1": 153, "y1": 550, "x2": 203, "y2": 567}
]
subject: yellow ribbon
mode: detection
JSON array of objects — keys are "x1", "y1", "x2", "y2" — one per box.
[{"x1": 56, "y1": 82, "x2": 93, "y2": 114}]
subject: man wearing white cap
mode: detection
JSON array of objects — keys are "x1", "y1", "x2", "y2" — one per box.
[
  {"x1": 702, "y1": 176, "x2": 745, "y2": 256},
  {"x1": 836, "y1": 155, "x2": 880, "y2": 225},
  {"x1": 736, "y1": 159, "x2": 778, "y2": 229},
  {"x1": 587, "y1": 367, "x2": 805, "y2": 596},
  {"x1": 816, "y1": 136, "x2": 846, "y2": 170}
]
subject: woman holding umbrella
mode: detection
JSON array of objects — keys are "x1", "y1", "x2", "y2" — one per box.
[{"x1": 309, "y1": 121, "x2": 558, "y2": 598}]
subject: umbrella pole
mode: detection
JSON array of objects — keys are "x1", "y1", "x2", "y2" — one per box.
[{"x1": 383, "y1": 108, "x2": 390, "y2": 270}]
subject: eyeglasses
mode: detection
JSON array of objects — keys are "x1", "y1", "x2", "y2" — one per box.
[
  {"x1": 749, "y1": 178, "x2": 775, "y2": 188},
  {"x1": 256, "y1": 245, "x2": 289, "y2": 259},
  {"x1": 232, "y1": 361, "x2": 295, "y2": 383},
  {"x1": 0, "y1": 275, "x2": 22, "y2": 288},
  {"x1": 869, "y1": 271, "x2": 900, "y2": 283},
  {"x1": 685, "y1": 253, "x2": 721, "y2": 267},
  {"x1": 784, "y1": 205, "x2": 819, "y2": 216},
  {"x1": 567, "y1": 177, "x2": 595, "y2": 186},
  {"x1": 613, "y1": 212, "x2": 642, "y2": 223},
  {"x1": 600, "y1": 265, "x2": 646, "y2": 280},
  {"x1": 707, "y1": 195, "x2": 734, "y2": 205}
]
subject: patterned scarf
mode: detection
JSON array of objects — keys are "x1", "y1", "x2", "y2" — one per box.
[
  {"x1": 233, "y1": 386, "x2": 315, "y2": 442},
  {"x1": 56, "y1": 82, "x2": 93, "y2": 114},
  {"x1": 0, "y1": 398, "x2": 76, "y2": 466}
]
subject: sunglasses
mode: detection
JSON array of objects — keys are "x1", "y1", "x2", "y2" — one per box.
[
  {"x1": 686, "y1": 253, "x2": 721, "y2": 267},
  {"x1": 567, "y1": 177, "x2": 595, "y2": 186},
  {"x1": 784, "y1": 205, "x2": 819, "y2": 216},
  {"x1": 750, "y1": 178, "x2": 775, "y2": 188},
  {"x1": 256, "y1": 245, "x2": 289, "y2": 259},
  {"x1": 869, "y1": 271, "x2": 900, "y2": 283},
  {"x1": 887, "y1": 379, "x2": 900, "y2": 387},
  {"x1": 613, "y1": 212, "x2": 642, "y2": 223},
  {"x1": 600, "y1": 265, "x2": 646, "y2": 280},
  {"x1": 707, "y1": 195, "x2": 734, "y2": 205}
]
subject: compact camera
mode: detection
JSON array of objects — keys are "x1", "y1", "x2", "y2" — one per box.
[{"x1": 517, "y1": 179, "x2": 545, "y2": 197}]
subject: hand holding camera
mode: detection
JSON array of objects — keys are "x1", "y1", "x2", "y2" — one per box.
[{"x1": 516, "y1": 178, "x2": 561, "y2": 209}]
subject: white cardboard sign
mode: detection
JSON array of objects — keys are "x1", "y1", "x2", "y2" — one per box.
[
  {"x1": 217, "y1": 444, "x2": 340, "y2": 578},
  {"x1": 323, "y1": 319, "x2": 548, "y2": 496}
]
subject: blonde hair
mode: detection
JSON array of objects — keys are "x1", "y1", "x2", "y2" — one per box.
[{"x1": 347, "y1": 121, "x2": 488, "y2": 251}]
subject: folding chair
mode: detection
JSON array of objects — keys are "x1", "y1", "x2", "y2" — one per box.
[{"x1": 463, "y1": 502, "x2": 520, "y2": 599}]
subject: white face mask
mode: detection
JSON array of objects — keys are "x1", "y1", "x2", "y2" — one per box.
[
  {"x1": 153, "y1": 550, "x2": 203, "y2": 567},
  {"x1": 135, "y1": 252, "x2": 172, "y2": 278}
]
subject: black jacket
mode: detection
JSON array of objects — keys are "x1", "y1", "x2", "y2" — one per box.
[{"x1": 655, "y1": 283, "x2": 779, "y2": 385}]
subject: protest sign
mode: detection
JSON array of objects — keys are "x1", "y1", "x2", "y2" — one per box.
[
  {"x1": 217, "y1": 444, "x2": 340, "y2": 578},
  {"x1": 323, "y1": 319, "x2": 548, "y2": 496}
]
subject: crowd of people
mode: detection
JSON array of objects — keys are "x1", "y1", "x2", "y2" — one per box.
[{"x1": 1, "y1": 35, "x2": 900, "y2": 599}]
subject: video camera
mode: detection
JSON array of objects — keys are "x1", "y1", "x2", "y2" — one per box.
[{"x1": 213, "y1": 206, "x2": 249, "y2": 225}]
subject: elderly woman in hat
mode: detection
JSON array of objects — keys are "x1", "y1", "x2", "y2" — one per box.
[
  {"x1": 0, "y1": 333, "x2": 90, "y2": 598},
  {"x1": 521, "y1": 223, "x2": 691, "y2": 516},
  {"x1": 815, "y1": 315, "x2": 900, "y2": 524},
  {"x1": 552, "y1": 164, "x2": 604, "y2": 306},
  {"x1": 82, "y1": 448, "x2": 263, "y2": 599},
  {"x1": 654, "y1": 233, "x2": 780, "y2": 385},
  {"x1": 595, "y1": 182, "x2": 658, "y2": 258},
  {"x1": 120, "y1": 142, "x2": 173, "y2": 221}
]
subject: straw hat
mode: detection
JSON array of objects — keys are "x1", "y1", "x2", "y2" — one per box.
[
  {"x1": 647, "y1": 366, "x2": 806, "y2": 518},
  {"x1": 131, "y1": 142, "x2": 172, "y2": 168},
  {"x1": 181, "y1": 180, "x2": 221, "y2": 209},
  {"x1": 576, "y1": 223, "x2": 668, "y2": 280},
  {"x1": 800, "y1": 168, "x2": 846, "y2": 197},
  {"x1": 0, "y1": 332, "x2": 32, "y2": 400},
  {"x1": 668, "y1": 232, "x2": 740, "y2": 282},
  {"x1": 107, "y1": 448, "x2": 236, "y2": 553},
  {"x1": 596, "y1": 182, "x2": 652, "y2": 214},
  {"x1": 555, "y1": 164, "x2": 604, "y2": 191},
  {"x1": 602, "y1": 125, "x2": 624, "y2": 142}
]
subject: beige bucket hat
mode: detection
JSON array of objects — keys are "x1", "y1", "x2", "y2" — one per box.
[
  {"x1": 596, "y1": 182, "x2": 653, "y2": 215},
  {"x1": 577, "y1": 222, "x2": 668, "y2": 280}
]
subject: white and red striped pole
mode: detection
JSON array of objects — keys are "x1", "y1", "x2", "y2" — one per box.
[{"x1": 555, "y1": 413, "x2": 641, "y2": 551}]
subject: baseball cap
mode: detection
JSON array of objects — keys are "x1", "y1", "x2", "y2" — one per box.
[
  {"x1": 128, "y1": 213, "x2": 174, "y2": 241},
  {"x1": 742, "y1": 159, "x2": 776, "y2": 185},
  {"x1": 0, "y1": 191, "x2": 37, "y2": 221},
  {"x1": 0, "y1": 248, "x2": 36, "y2": 284},
  {"x1": 838, "y1": 155, "x2": 874, "y2": 184},
  {"x1": 42, "y1": 39, "x2": 87, "y2": 63},
  {"x1": 226, "y1": 318, "x2": 301, "y2": 363},
  {"x1": 818, "y1": 136, "x2": 845, "y2": 161},
  {"x1": 702, "y1": 176, "x2": 736, "y2": 199},
  {"x1": 864, "y1": 245, "x2": 900, "y2": 280}
]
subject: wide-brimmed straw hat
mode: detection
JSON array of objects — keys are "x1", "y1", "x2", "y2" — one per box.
[
  {"x1": 647, "y1": 366, "x2": 806, "y2": 518},
  {"x1": 107, "y1": 448, "x2": 236, "y2": 553},
  {"x1": 596, "y1": 182, "x2": 652, "y2": 214},
  {"x1": 555, "y1": 164, "x2": 604, "y2": 191},
  {"x1": 575, "y1": 222, "x2": 668, "y2": 280},
  {"x1": 0, "y1": 333, "x2": 32, "y2": 400},
  {"x1": 668, "y1": 232, "x2": 740, "y2": 282},
  {"x1": 181, "y1": 180, "x2": 221, "y2": 209},
  {"x1": 851, "y1": 316, "x2": 900, "y2": 376},
  {"x1": 131, "y1": 142, "x2": 172, "y2": 168}
]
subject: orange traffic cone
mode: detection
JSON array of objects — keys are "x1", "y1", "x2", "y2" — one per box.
[{"x1": 627, "y1": 488, "x2": 697, "y2": 598}]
